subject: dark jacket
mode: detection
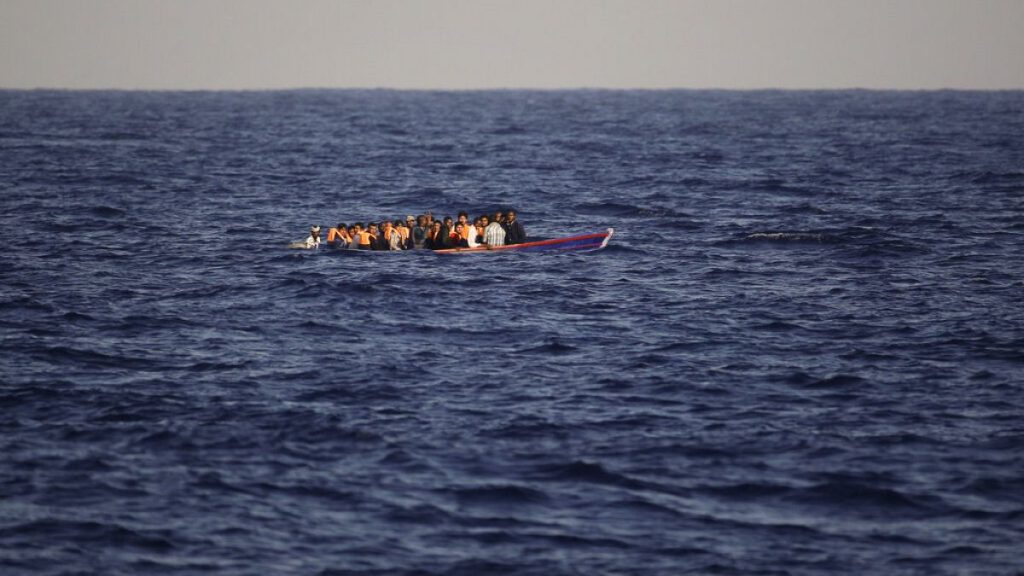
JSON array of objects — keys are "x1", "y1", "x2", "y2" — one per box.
[
  {"x1": 438, "y1": 224, "x2": 454, "y2": 248},
  {"x1": 506, "y1": 219, "x2": 526, "y2": 245}
]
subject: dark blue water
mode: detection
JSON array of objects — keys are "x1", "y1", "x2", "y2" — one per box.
[{"x1": 1, "y1": 89, "x2": 1023, "y2": 575}]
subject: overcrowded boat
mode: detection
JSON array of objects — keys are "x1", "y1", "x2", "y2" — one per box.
[{"x1": 289, "y1": 209, "x2": 613, "y2": 254}]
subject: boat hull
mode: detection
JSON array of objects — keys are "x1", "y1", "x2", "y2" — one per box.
[{"x1": 433, "y1": 228, "x2": 613, "y2": 254}]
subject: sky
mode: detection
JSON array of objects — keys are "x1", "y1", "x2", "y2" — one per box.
[{"x1": 1, "y1": 0, "x2": 1022, "y2": 90}]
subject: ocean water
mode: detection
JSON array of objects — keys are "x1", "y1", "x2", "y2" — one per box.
[{"x1": 1, "y1": 89, "x2": 1022, "y2": 575}]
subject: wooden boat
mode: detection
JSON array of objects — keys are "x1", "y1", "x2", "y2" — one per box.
[
  {"x1": 434, "y1": 228, "x2": 614, "y2": 254},
  {"x1": 297, "y1": 228, "x2": 614, "y2": 253}
]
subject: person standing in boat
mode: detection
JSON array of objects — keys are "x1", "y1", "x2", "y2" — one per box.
[
  {"x1": 483, "y1": 213, "x2": 506, "y2": 247},
  {"x1": 505, "y1": 210, "x2": 526, "y2": 244},
  {"x1": 303, "y1": 225, "x2": 322, "y2": 249}
]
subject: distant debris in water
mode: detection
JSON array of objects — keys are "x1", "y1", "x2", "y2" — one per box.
[{"x1": 745, "y1": 232, "x2": 831, "y2": 243}]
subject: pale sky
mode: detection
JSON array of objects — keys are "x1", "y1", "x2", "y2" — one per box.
[{"x1": 1, "y1": 0, "x2": 1022, "y2": 90}]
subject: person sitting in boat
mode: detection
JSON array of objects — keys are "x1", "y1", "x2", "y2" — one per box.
[
  {"x1": 457, "y1": 212, "x2": 473, "y2": 241},
  {"x1": 373, "y1": 221, "x2": 388, "y2": 250},
  {"x1": 304, "y1": 225, "x2": 322, "y2": 249},
  {"x1": 425, "y1": 221, "x2": 445, "y2": 250},
  {"x1": 403, "y1": 216, "x2": 417, "y2": 249},
  {"x1": 474, "y1": 216, "x2": 485, "y2": 244},
  {"x1": 377, "y1": 220, "x2": 402, "y2": 250},
  {"x1": 355, "y1": 223, "x2": 376, "y2": 250},
  {"x1": 327, "y1": 222, "x2": 351, "y2": 248},
  {"x1": 483, "y1": 213, "x2": 506, "y2": 247},
  {"x1": 463, "y1": 219, "x2": 480, "y2": 248},
  {"x1": 476, "y1": 214, "x2": 490, "y2": 243},
  {"x1": 438, "y1": 216, "x2": 455, "y2": 248},
  {"x1": 395, "y1": 219, "x2": 411, "y2": 250},
  {"x1": 412, "y1": 215, "x2": 428, "y2": 249},
  {"x1": 505, "y1": 210, "x2": 526, "y2": 244},
  {"x1": 450, "y1": 223, "x2": 470, "y2": 248}
]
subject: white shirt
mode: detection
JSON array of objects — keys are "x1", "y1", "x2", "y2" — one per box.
[
  {"x1": 304, "y1": 235, "x2": 321, "y2": 249},
  {"x1": 382, "y1": 228, "x2": 402, "y2": 250},
  {"x1": 464, "y1": 226, "x2": 480, "y2": 248},
  {"x1": 483, "y1": 222, "x2": 506, "y2": 247}
]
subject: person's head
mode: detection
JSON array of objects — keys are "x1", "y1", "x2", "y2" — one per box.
[
  {"x1": 493, "y1": 211, "x2": 504, "y2": 223},
  {"x1": 458, "y1": 211, "x2": 468, "y2": 223},
  {"x1": 369, "y1": 223, "x2": 378, "y2": 233},
  {"x1": 417, "y1": 215, "x2": 427, "y2": 227},
  {"x1": 432, "y1": 221, "x2": 442, "y2": 230},
  {"x1": 354, "y1": 222, "x2": 363, "y2": 231},
  {"x1": 337, "y1": 222, "x2": 347, "y2": 230},
  {"x1": 443, "y1": 216, "x2": 453, "y2": 226},
  {"x1": 480, "y1": 215, "x2": 490, "y2": 227},
  {"x1": 396, "y1": 219, "x2": 406, "y2": 228},
  {"x1": 406, "y1": 215, "x2": 416, "y2": 226},
  {"x1": 310, "y1": 225, "x2": 321, "y2": 237},
  {"x1": 455, "y1": 222, "x2": 464, "y2": 234},
  {"x1": 348, "y1": 225, "x2": 357, "y2": 235},
  {"x1": 507, "y1": 210, "x2": 516, "y2": 222}
]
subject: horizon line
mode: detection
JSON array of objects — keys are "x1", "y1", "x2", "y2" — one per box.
[{"x1": 3, "y1": 85, "x2": 1023, "y2": 93}]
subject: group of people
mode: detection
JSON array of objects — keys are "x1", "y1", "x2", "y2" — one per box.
[{"x1": 301, "y1": 210, "x2": 526, "y2": 251}]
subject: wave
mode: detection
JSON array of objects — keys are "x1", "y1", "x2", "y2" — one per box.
[
  {"x1": 0, "y1": 519, "x2": 175, "y2": 552},
  {"x1": 787, "y1": 481, "x2": 950, "y2": 517},
  {"x1": 516, "y1": 339, "x2": 577, "y2": 355},
  {"x1": 574, "y1": 201, "x2": 685, "y2": 218},
  {"x1": 451, "y1": 484, "x2": 550, "y2": 507},
  {"x1": 741, "y1": 231, "x2": 840, "y2": 244}
]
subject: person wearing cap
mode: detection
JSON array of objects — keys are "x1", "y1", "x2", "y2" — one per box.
[
  {"x1": 505, "y1": 209, "x2": 526, "y2": 245},
  {"x1": 304, "y1": 225, "x2": 322, "y2": 249}
]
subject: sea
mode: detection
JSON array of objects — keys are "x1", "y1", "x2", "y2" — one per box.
[{"x1": 1, "y1": 89, "x2": 1022, "y2": 575}]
